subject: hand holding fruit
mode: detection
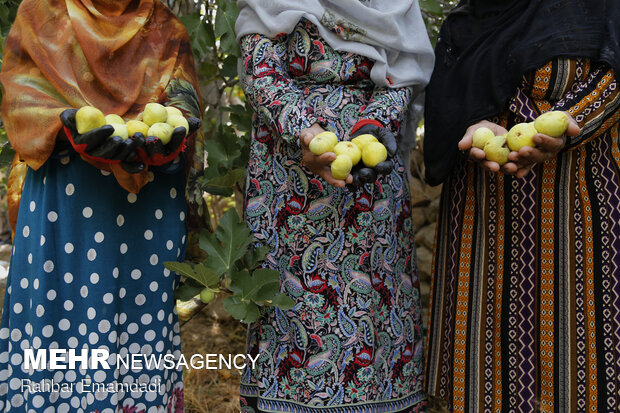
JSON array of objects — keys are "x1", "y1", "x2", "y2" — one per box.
[
  {"x1": 460, "y1": 111, "x2": 579, "y2": 177},
  {"x1": 506, "y1": 112, "x2": 579, "y2": 177},
  {"x1": 300, "y1": 124, "x2": 352, "y2": 188},
  {"x1": 63, "y1": 103, "x2": 201, "y2": 170},
  {"x1": 301, "y1": 122, "x2": 395, "y2": 187},
  {"x1": 138, "y1": 103, "x2": 201, "y2": 165},
  {"x1": 349, "y1": 123, "x2": 397, "y2": 185},
  {"x1": 60, "y1": 107, "x2": 145, "y2": 174}
]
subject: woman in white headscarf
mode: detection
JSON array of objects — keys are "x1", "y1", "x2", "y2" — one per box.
[{"x1": 236, "y1": 1, "x2": 434, "y2": 411}]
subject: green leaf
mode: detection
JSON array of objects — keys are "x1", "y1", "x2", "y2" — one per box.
[
  {"x1": 198, "y1": 62, "x2": 219, "y2": 80},
  {"x1": 194, "y1": 263, "x2": 220, "y2": 288},
  {"x1": 200, "y1": 183, "x2": 233, "y2": 197},
  {"x1": 204, "y1": 130, "x2": 242, "y2": 170},
  {"x1": 215, "y1": 0, "x2": 241, "y2": 57},
  {"x1": 223, "y1": 296, "x2": 248, "y2": 321},
  {"x1": 201, "y1": 168, "x2": 246, "y2": 194},
  {"x1": 221, "y1": 55, "x2": 239, "y2": 78},
  {"x1": 164, "y1": 261, "x2": 219, "y2": 288},
  {"x1": 229, "y1": 113, "x2": 252, "y2": 134},
  {"x1": 252, "y1": 269, "x2": 282, "y2": 302},
  {"x1": 163, "y1": 261, "x2": 195, "y2": 279},
  {"x1": 199, "y1": 209, "x2": 252, "y2": 276},
  {"x1": 242, "y1": 244, "x2": 270, "y2": 270},
  {"x1": 228, "y1": 267, "x2": 281, "y2": 302},
  {"x1": 243, "y1": 303, "x2": 261, "y2": 323},
  {"x1": 180, "y1": 13, "x2": 215, "y2": 61},
  {"x1": 174, "y1": 278, "x2": 204, "y2": 301},
  {"x1": 220, "y1": 104, "x2": 249, "y2": 115},
  {"x1": 0, "y1": 140, "x2": 14, "y2": 169},
  {"x1": 223, "y1": 295, "x2": 261, "y2": 324},
  {"x1": 420, "y1": 0, "x2": 443, "y2": 16},
  {"x1": 227, "y1": 268, "x2": 251, "y2": 296},
  {"x1": 269, "y1": 293, "x2": 296, "y2": 310}
]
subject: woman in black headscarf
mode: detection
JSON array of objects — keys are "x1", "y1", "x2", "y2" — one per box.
[{"x1": 424, "y1": 0, "x2": 620, "y2": 411}]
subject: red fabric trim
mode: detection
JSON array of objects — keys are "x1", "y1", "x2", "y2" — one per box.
[{"x1": 351, "y1": 119, "x2": 382, "y2": 134}]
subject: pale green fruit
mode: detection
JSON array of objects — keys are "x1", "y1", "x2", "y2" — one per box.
[
  {"x1": 148, "y1": 122, "x2": 174, "y2": 144},
  {"x1": 109, "y1": 123, "x2": 129, "y2": 140},
  {"x1": 104, "y1": 114, "x2": 125, "y2": 125},
  {"x1": 314, "y1": 131, "x2": 338, "y2": 145},
  {"x1": 165, "y1": 106, "x2": 184, "y2": 119},
  {"x1": 167, "y1": 115, "x2": 189, "y2": 136},
  {"x1": 506, "y1": 122, "x2": 538, "y2": 151},
  {"x1": 351, "y1": 134, "x2": 378, "y2": 151},
  {"x1": 333, "y1": 141, "x2": 362, "y2": 165},
  {"x1": 484, "y1": 143, "x2": 510, "y2": 165},
  {"x1": 142, "y1": 102, "x2": 168, "y2": 126},
  {"x1": 309, "y1": 132, "x2": 338, "y2": 155},
  {"x1": 362, "y1": 141, "x2": 388, "y2": 167},
  {"x1": 488, "y1": 134, "x2": 507, "y2": 147},
  {"x1": 472, "y1": 127, "x2": 495, "y2": 149},
  {"x1": 199, "y1": 288, "x2": 216, "y2": 304},
  {"x1": 126, "y1": 120, "x2": 150, "y2": 137},
  {"x1": 534, "y1": 111, "x2": 569, "y2": 137},
  {"x1": 75, "y1": 106, "x2": 105, "y2": 134},
  {"x1": 330, "y1": 154, "x2": 353, "y2": 180}
]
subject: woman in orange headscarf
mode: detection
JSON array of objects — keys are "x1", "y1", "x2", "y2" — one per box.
[{"x1": 0, "y1": 0, "x2": 202, "y2": 411}]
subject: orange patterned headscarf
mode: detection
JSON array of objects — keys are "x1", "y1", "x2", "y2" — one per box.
[{"x1": 0, "y1": 0, "x2": 200, "y2": 192}]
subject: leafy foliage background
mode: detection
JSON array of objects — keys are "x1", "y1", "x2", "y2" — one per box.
[{"x1": 0, "y1": 0, "x2": 457, "y2": 323}]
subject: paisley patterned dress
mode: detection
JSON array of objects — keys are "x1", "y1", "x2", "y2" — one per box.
[{"x1": 239, "y1": 19, "x2": 426, "y2": 413}]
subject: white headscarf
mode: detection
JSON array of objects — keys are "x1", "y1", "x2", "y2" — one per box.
[
  {"x1": 236, "y1": 0, "x2": 434, "y2": 89},
  {"x1": 236, "y1": 0, "x2": 435, "y2": 159}
]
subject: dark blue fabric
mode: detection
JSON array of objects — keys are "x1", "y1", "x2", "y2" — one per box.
[{"x1": 0, "y1": 153, "x2": 187, "y2": 412}]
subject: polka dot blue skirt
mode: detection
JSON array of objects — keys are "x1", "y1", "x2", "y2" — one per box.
[{"x1": 0, "y1": 152, "x2": 187, "y2": 412}]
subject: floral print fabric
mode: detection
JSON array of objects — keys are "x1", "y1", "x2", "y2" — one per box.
[{"x1": 239, "y1": 19, "x2": 425, "y2": 413}]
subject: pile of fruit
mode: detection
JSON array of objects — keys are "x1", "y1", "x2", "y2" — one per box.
[
  {"x1": 473, "y1": 110, "x2": 570, "y2": 165},
  {"x1": 308, "y1": 131, "x2": 391, "y2": 180},
  {"x1": 75, "y1": 102, "x2": 190, "y2": 143}
]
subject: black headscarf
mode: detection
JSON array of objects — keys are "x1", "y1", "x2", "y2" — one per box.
[{"x1": 423, "y1": 0, "x2": 620, "y2": 186}]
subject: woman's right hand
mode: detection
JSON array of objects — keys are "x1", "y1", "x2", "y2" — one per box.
[
  {"x1": 458, "y1": 120, "x2": 509, "y2": 173},
  {"x1": 299, "y1": 124, "x2": 353, "y2": 188}
]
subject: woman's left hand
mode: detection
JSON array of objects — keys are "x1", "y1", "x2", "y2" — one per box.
[
  {"x1": 299, "y1": 124, "x2": 353, "y2": 188},
  {"x1": 503, "y1": 114, "x2": 580, "y2": 178}
]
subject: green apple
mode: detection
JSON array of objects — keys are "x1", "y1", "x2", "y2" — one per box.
[
  {"x1": 361, "y1": 141, "x2": 388, "y2": 167},
  {"x1": 199, "y1": 288, "x2": 216, "y2": 304},
  {"x1": 333, "y1": 141, "x2": 362, "y2": 165},
  {"x1": 165, "y1": 106, "x2": 184, "y2": 119},
  {"x1": 351, "y1": 134, "x2": 378, "y2": 151},
  {"x1": 330, "y1": 154, "x2": 353, "y2": 180},
  {"x1": 166, "y1": 115, "x2": 189, "y2": 136},
  {"x1": 126, "y1": 120, "x2": 150, "y2": 137},
  {"x1": 472, "y1": 127, "x2": 495, "y2": 149},
  {"x1": 484, "y1": 143, "x2": 510, "y2": 165},
  {"x1": 104, "y1": 114, "x2": 125, "y2": 125},
  {"x1": 309, "y1": 131, "x2": 338, "y2": 155},
  {"x1": 148, "y1": 122, "x2": 174, "y2": 144},
  {"x1": 75, "y1": 106, "x2": 105, "y2": 134},
  {"x1": 109, "y1": 123, "x2": 129, "y2": 140},
  {"x1": 506, "y1": 122, "x2": 538, "y2": 151},
  {"x1": 534, "y1": 111, "x2": 569, "y2": 137},
  {"x1": 142, "y1": 102, "x2": 168, "y2": 126}
]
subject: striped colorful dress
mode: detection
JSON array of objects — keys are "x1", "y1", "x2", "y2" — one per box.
[{"x1": 425, "y1": 58, "x2": 620, "y2": 412}]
